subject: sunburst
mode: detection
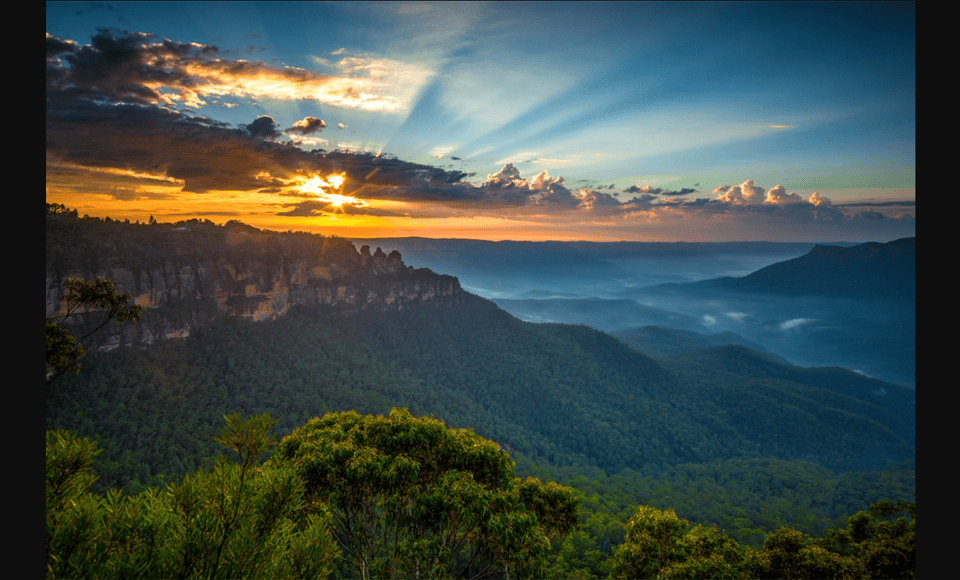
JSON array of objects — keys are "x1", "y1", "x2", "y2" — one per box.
[{"x1": 296, "y1": 173, "x2": 362, "y2": 209}]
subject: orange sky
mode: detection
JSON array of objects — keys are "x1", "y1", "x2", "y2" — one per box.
[{"x1": 45, "y1": 14, "x2": 915, "y2": 243}]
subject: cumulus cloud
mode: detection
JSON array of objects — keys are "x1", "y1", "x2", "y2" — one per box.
[
  {"x1": 713, "y1": 179, "x2": 766, "y2": 205},
  {"x1": 485, "y1": 164, "x2": 524, "y2": 187},
  {"x1": 246, "y1": 115, "x2": 281, "y2": 139},
  {"x1": 285, "y1": 116, "x2": 327, "y2": 135},
  {"x1": 764, "y1": 184, "x2": 805, "y2": 205},
  {"x1": 700, "y1": 180, "x2": 847, "y2": 220},
  {"x1": 577, "y1": 188, "x2": 622, "y2": 210},
  {"x1": 529, "y1": 171, "x2": 578, "y2": 206},
  {"x1": 481, "y1": 164, "x2": 580, "y2": 207}
]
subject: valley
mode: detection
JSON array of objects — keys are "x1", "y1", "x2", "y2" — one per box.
[
  {"x1": 46, "y1": 210, "x2": 915, "y2": 576},
  {"x1": 356, "y1": 237, "x2": 915, "y2": 387}
]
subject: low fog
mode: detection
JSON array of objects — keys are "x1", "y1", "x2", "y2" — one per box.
[{"x1": 352, "y1": 239, "x2": 915, "y2": 388}]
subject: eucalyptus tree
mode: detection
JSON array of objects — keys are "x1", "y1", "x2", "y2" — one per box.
[
  {"x1": 46, "y1": 276, "x2": 144, "y2": 385},
  {"x1": 275, "y1": 408, "x2": 580, "y2": 579},
  {"x1": 46, "y1": 414, "x2": 337, "y2": 579}
]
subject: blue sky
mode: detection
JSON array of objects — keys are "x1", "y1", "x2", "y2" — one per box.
[{"x1": 46, "y1": 1, "x2": 915, "y2": 241}]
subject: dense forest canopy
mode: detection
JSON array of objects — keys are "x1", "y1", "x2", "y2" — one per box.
[{"x1": 46, "y1": 206, "x2": 915, "y2": 578}]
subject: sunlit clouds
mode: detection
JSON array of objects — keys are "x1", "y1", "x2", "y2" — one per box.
[
  {"x1": 174, "y1": 53, "x2": 419, "y2": 112},
  {"x1": 295, "y1": 174, "x2": 358, "y2": 209},
  {"x1": 45, "y1": 2, "x2": 915, "y2": 242},
  {"x1": 45, "y1": 30, "x2": 411, "y2": 113}
]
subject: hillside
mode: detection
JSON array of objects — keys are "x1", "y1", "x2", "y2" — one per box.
[
  {"x1": 46, "y1": 211, "x2": 916, "y2": 558},
  {"x1": 46, "y1": 213, "x2": 915, "y2": 484},
  {"x1": 613, "y1": 325, "x2": 788, "y2": 361},
  {"x1": 682, "y1": 237, "x2": 915, "y2": 299}
]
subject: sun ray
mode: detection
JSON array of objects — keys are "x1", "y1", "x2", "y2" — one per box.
[{"x1": 294, "y1": 173, "x2": 361, "y2": 208}]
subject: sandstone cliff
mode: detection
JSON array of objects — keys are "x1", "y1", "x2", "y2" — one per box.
[{"x1": 46, "y1": 214, "x2": 464, "y2": 349}]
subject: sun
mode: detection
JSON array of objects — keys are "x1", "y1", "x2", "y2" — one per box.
[{"x1": 296, "y1": 173, "x2": 361, "y2": 208}]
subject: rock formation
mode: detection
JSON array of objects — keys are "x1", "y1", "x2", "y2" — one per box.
[{"x1": 46, "y1": 214, "x2": 464, "y2": 349}]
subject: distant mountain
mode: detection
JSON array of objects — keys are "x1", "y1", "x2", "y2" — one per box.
[
  {"x1": 683, "y1": 238, "x2": 915, "y2": 299},
  {"x1": 623, "y1": 238, "x2": 916, "y2": 386},
  {"x1": 351, "y1": 238, "x2": 817, "y2": 297}
]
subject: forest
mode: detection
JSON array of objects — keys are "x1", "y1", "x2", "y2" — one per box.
[{"x1": 46, "y1": 207, "x2": 915, "y2": 578}]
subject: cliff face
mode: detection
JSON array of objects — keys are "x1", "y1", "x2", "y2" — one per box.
[{"x1": 46, "y1": 216, "x2": 465, "y2": 348}]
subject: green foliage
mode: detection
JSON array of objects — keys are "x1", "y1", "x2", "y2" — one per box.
[
  {"x1": 45, "y1": 416, "x2": 338, "y2": 580},
  {"x1": 611, "y1": 505, "x2": 750, "y2": 580},
  {"x1": 751, "y1": 525, "x2": 866, "y2": 580},
  {"x1": 275, "y1": 408, "x2": 579, "y2": 579},
  {"x1": 46, "y1": 277, "x2": 144, "y2": 384},
  {"x1": 813, "y1": 500, "x2": 916, "y2": 579},
  {"x1": 45, "y1": 207, "x2": 915, "y2": 577},
  {"x1": 611, "y1": 501, "x2": 916, "y2": 580},
  {"x1": 47, "y1": 287, "x2": 913, "y2": 490}
]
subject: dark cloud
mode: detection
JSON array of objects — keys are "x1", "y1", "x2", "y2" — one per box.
[
  {"x1": 318, "y1": 151, "x2": 482, "y2": 203},
  {"x1": 625, "y1": 184, "x2": 697, "y2": 196},
  {"x1": 46, "y1": 29, "x2": 483, "y2": 201},
  {"x1": 857, "y1": 210, "x2": 887, "y2": 220},
  {"x1": 621, "y1": 194, "x2": 660, "y2": 207},
  {"x1": 277, "y1": 199, "x2": 336, "y2": 217},
  {"x1": 278, "y1": 199, "x2": 408, "y2": 218},
  {"x1": 577, "y1": 189, "x2": 622, "y2": 209},
  {"x1": 625, "y1": 184, "x2": 661, "y2": 195},
  {"x1": 285, "y1": 116, "x2": 327, "y2": 135},
  {"x1": 46, "y1": 33, "x2": 76, "y2": 57},
  {"x1": 245, "y1": 116, "x2": 281, "y2": 139},
  {"x1": 46, "y1": 29, "x2": 220, "y2": 107},
  {"x1": 836, "y1": 200, "x2": 916, "y2": 207},
  {"x1": 46, "y1": 94, "x2": 310, "y2": 193}
]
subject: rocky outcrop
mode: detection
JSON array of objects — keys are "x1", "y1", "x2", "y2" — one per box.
[{"x1": 46, "y1": 216, "x2": 465, "y2": 349}]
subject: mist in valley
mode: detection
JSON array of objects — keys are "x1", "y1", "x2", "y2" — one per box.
[{"x1": 353, "y1": 239, "x2": 915, "y2": 388}]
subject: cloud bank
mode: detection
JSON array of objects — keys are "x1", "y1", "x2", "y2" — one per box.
[{"x1": 46, "y1": 29, "x2": 915, "y2": 240}]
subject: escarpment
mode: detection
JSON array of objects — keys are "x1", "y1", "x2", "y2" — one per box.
[{"x1": 46, "y1": 214, "x2": 465, "y2": 348}]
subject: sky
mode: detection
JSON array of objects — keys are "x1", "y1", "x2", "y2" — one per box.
[{"x1": 46, "y1": 1, "x2": 915, "y2": 242}]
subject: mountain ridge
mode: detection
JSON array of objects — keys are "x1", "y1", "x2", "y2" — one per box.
[
  {"x1": 680, "y1": 237, "x2": 915, "y2": 299},
  {"x1": 46, "y1": 211, "x2": 465, "y2": 349}
]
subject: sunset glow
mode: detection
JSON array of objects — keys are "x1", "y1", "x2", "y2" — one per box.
[
  {"x1": 296, "y1": 174, "x2": 357, "y2": 207},
  {"x1": 46, "y1": 2, "x2": 914, "y2": 242}
]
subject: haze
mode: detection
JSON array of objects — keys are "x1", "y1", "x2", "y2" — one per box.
[{"x1": 350, "y1": 238, "x2": 914, "y2": 387}]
